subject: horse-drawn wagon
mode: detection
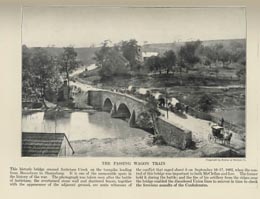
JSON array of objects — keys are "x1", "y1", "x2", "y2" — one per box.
[{"x1": 208, "y1": 124, "x2": 232, "y2": 145}]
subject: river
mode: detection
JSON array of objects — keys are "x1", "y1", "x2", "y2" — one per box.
[
  {"x1": 23, "y1": 64, "x2": 148, "y2": 142},
  {"x1": 22, "y1": 111, "x2": 148, "y2": 141}
]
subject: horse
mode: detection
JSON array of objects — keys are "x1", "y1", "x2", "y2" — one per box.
[{"x1": 223, "y1": 132, "x2": 233, "y2": 145}]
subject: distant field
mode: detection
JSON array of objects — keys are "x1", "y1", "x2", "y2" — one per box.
[
  {"x1": 28, "y1": 46, "x2": 99, "y2": 66},
  {"x1": 211, "y1": 109, "x2": 245, "y2": 126},
  {"x1": 28, "y1": 38, "x2": 245, "y2": 66},
  {"x1": 142, "y1": 38, "x2": 246, "y2": 54}
]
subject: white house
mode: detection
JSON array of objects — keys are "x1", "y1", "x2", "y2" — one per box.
[{"x1": 142, "y1": 52, "x2": 159, "y2": 61}]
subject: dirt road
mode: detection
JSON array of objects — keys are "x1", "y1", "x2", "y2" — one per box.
[{"x1": 160, "y1": 109, "x2": 245, "y2": 152}]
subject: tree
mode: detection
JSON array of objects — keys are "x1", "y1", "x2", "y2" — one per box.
[
  {"x1": 59, "y1": 47, "x2": 80, "y2": 97},
  {"x1": 45, "y1": 56, "x2": 63, "y2": 102},
  {"x1": 30, "y1": 48, "x2": 55, "y2": 100},
  {"x1": 144, "y1": 95, "x2": 161, "y2": 134},
  {"x1": 204, "y1": 58, "x2": 211, "y2": 67},
  {"x1": 177, "y1": 48, "x2": 186, "y2": 84},
  {"x1": 200, "y1": 46, "x2": 217, "y2": 65},
  {"x1": 100, "y1": 48, "x2": 129, "y2": 77},
  {"x1": 144, "y1": 56, "x2": 155, "y2": 72},
  {"x1": 218, "y1": 48, "x2": 231, "y2": 67},
  {"x1": 212, "y1": 44, "x2": 230, "y2": 66},
  {"x1": 215, "y1": 68, "x2": 219, "y2": 78},
  {"x1": 178, "y1": 40, "x2": 201, "y2": 69},
  {"x1": 22, "y1": 45, "x2": 33, "y2": 100},
  {"x1": 22, "y1": 45, "x2": 31, "y2": 70},
  {"x1": 177, "y1": 40, "x2": 202, "y2": 84},
  {"x1": 198, "y1": 94, "x2": 214, "y2": 112},
  {"x1": 230, "y1": 43, "x2": 246, "y2": 65},
  {"x1": 22, "y1": 47, "x2": 64, "y2": 106},
  {"x1": 94, "y1": 42, "x2": 129, "y2": 77},
  {"x1": 163, "y1": 50, "x2": 177, "y2": 74},
  {"x1": 144, "y1": 56, "x2": 162, "y2": 74},
  {"x1": 121, "y1": 39, "x2": 141, "y2": 70},
  {"x1": 94, "y1": 40, "x2": 111, "y2": 68},
  {"x1": 236, "y1": 68, "x2": 246, "y2": 80}
]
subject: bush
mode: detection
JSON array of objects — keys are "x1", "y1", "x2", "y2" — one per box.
[
  {"x1": 198, "y1": 94, "x2": 214, "y2": 112},
  {"x1": 136, "y1": 112, "x2": 153, "y2": 129}
]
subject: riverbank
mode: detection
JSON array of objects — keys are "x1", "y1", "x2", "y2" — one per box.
[
  {"x1": 22, "y1": 108, "x2": 96, "y2": 117},
  {"x1": 79, "y1": 69, "x2": 244, "y2": 88},
  {"x1": 22, "y1": 108, "x2": 245, "y2": 157}
]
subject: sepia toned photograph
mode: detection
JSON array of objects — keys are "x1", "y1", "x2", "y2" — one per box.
[{"x1": 21, "y1": 6, "x2": 246, "y2": 158}]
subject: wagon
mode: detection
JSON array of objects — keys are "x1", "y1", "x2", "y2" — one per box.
[
  {"x1": 208, "y1": 125, "x2": 232, "y2": 145},
  {"x1": 170, "y1": 102, "x2": 185, "y2": 114}
]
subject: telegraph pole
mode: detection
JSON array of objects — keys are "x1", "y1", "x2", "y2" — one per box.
[{"x1": 165, "y1": 88, "x2": 168, "y2": 119}]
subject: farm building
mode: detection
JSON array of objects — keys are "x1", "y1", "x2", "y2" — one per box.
[
  {"x1": 22, "y1": 132, "x2": 74, "y2": 157},
  {"x1": 137, "y1": 88, "x2": 150, "y2": 95},
  {"x1": 142, "y1": 52, "x2": 159, "y2": 61}
]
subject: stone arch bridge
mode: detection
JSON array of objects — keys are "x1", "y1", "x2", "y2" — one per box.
[
  {"x1": 76, "y1": 89, "x2": 192, "y2": 149},
  {"x1": 87, "y1": 90, "x2": 147, "y2": 127}
]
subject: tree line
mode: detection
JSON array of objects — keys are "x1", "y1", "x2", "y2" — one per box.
[
  {"x1": 94, "y1": 39, "x2": 246, "y2": 78},
  {"x1": 22, "y1": 45, "x2": 80, "y2": 103}
]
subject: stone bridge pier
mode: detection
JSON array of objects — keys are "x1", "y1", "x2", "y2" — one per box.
[{"x1": 87, "y1": 90, "x2": 147, "y2": 127}]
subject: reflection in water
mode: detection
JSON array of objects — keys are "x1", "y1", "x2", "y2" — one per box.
[{"x1": 22, "y1": 111, "x2": 147, "y2": 141}]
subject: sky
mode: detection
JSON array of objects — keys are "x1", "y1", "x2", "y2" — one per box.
[{"x1": 22, "y1": 6, "x2": 246, "y2": 47}]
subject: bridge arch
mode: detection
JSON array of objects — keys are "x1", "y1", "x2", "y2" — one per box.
[
  {"x1": 103, "y1": 98, "x2": 113, "y2": 112},
  {"x1": 116, "y1": 103, "x2": 131, "y2": 119}
]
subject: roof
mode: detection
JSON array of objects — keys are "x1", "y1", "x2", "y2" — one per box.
[
  {"x1": 142, "y1": 52, "x2": 159, "y2": 58},
  {"x1": 22, "y1": 132, "x2": 74, "y2": 157},
  {"x1": 170, "y1": 97, "x2": 179, "y2": 105},
  {"x1": 152, "y1": 92, "x2": 164, "y2": 99},
  {"x1": 137, "y1": 88, "x2": 150, "y2": 95},
  {"x1": 211, "y1": 125, "x2": 224, "y2": 130}
]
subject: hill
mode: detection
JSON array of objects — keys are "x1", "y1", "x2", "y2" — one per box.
[
  {"x1": 75, "y1": 47, "x2": 101, "y2": 65},
  {"x1": 29, "y1": 46, "x2": 100, "y2": 66},
  {"x1": 27, "y1": 38, "x2": 245, "y2": 65},
  {"x1": 142, "y1": 39, "x2": 246, "y2": 55}
]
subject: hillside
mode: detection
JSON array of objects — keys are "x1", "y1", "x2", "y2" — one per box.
[
  {"x1": 75, "y1": 47, "x2": 101, "y2": 65},
  {"x1": 142, "y1": 39, "x2": 246, "y2": 54},
  {"x1": 27, "y1": 38, "x2": 246, "y2": 65},
  {"x1": 29, "y1": 46, "x2": 100, "y2": 66}
]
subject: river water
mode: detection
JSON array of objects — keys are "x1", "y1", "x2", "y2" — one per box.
[
  {"x1": 22, "y1": 64, "x2": 149, "y2": 142},
  {"x1": 22, "y1": 111, "x2": 148, "y2": 141}
]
